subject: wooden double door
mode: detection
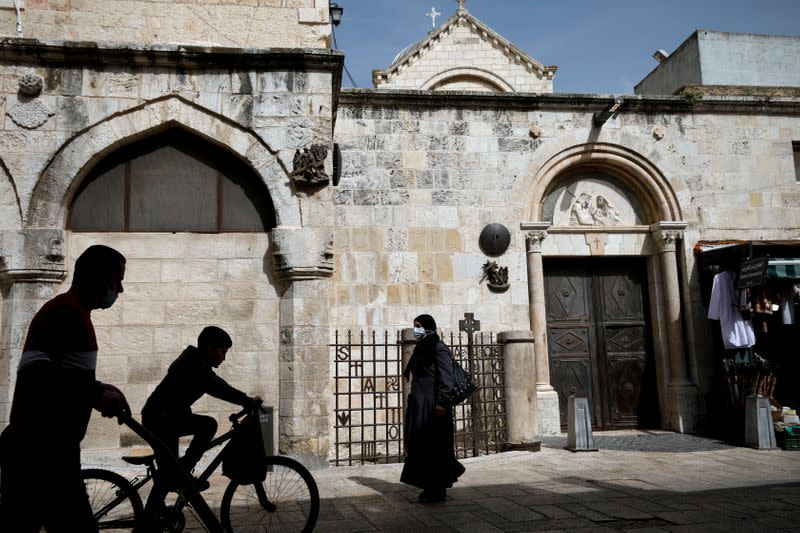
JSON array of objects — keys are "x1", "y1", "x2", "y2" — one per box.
[{"x1": 544, "y1": 258, "x2": 659, "y2": 430}]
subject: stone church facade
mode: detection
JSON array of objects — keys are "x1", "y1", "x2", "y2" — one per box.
[{"x1": 0, "y1": 2, "x2": 798, "y2": 465}]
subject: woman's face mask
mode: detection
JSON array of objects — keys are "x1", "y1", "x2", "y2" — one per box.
[{"x1": 412, "y1": 327, "x2": 427, "y2": 340}]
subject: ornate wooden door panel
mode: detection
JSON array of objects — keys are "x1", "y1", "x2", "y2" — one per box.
[
  {"x1": 547, "y1": 326, "x2": 597, "y2": 427},
  {"x1": 596, "y1": 268, "x2": 650, "y2": 428},
  {"x1": 544, "y1": 259, "x2": 658, "y2": 430},
  {"x1": 544, "y1": 266, "x2": 599, "y2": 427}
]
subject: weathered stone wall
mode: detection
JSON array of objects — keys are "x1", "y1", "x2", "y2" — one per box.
[
  {"x1": 72, "y1": 232, "x2": 279, "y2": 450},
  {"x1": 0, "y1": 0, "x2": 331, "y2": 48},
  {"x1": 0, "y1": 42, "x2": 338, "y2": 454},
  {"x1": 333, "y1": 91, "x2": 800, "y2": 396}
]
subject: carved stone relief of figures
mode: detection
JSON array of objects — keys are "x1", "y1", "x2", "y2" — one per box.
[
  {"x1": 542, "y1": 173, "x2": 645, "y2": 227},
  {"x1": 481, "y1": 260, "x2": 509, "y2": 292},
  {"x1": 288, "y1": 143, "x2": 330, "y2": 186},
  {"x1": 570, "y1": 193, "x2": 622, "y2": 226}
]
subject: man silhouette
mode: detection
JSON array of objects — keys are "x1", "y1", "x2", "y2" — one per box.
[{"x1": 0, "y1": 245, "x2": 130, "y2": 532}]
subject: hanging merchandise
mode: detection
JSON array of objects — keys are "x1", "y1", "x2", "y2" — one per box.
[{"x1": 708, "y1": 271, "x2": 756, "y2": 350}]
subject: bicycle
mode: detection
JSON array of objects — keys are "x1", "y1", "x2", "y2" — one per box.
[{"x1": 82, "y1": 405, "x2": 320, "y2": 532}]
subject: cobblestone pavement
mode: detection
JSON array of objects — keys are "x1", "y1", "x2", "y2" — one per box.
[{"x1": 84, "y1": 431, "x2": 800, "y2": 532}]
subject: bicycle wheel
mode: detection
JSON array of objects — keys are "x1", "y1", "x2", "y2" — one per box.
[
  {"x1": 220, "y1": 456, "x2": 319, "y2": 533},
  {"x1": 82, "y1": 468, "x2": 144, "y2": 531}
]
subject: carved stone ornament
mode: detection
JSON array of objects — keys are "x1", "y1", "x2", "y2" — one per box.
[
  {"x1": 525, "y1": 230, "x2": 547, "y2": 253},
  {"x1": 529, "y1": 124, "x2": 542, "y2": 138},
  {"x1": 288, "y1": 144, "x2": 330, "y2": 186},
  {"x1": 8, "y1": 99, "x2": 55, "y2": 129},
  {"x1": 479, "y1": 223, "x2": 511, "y2": 256},
  {"x1": 19, "y1": 74, "x2": 44, "y2": 97},
  {"x1": 482, "y1": 260, "x2": 509, "y2": 292}
]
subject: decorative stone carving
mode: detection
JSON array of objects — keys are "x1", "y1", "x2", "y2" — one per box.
[
  {"x1": 650, "y1": 222, "x2": 686, "y2": 253},
  {"x1": 529, "y1": 124, "x2": 542, "y2": 138},
  {"x1": 271, "y1": 227, "x2": 334, "y2": 280},
  {"x1": 288, "y1": 144, "x2": 330, "y2": 186},
  {"x1": 542, "y1": 173, "x2": 645, "y2": 226},
  {"x1": 482, "y1": 260, "x2": 509, "y2": 292},
  {"x1": 19, "y1": 74, "x2": 44, "y2": 96},
  {"x1": 525, "y1": 230, "x2": 547, "y2": 253},
  {"x1": 653, "y1": 125, "x2": 666, "y2": 140},
  {"x1": 8, "y1": 99, "x2": 55, "y2": 129},
  {"x1": 585, "y1": 233, "x2": 608, "y2": 255},
  {"x1": 0, "y1": 229, "x2": 66, "y2": 282},
  {"x1": 8, "y1": 73, "x2": 54, "y2": 129}
]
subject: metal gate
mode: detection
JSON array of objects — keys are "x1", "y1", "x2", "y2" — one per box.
[
  {"x1": 331, "y1": 328, "x2": 507, "y2": 466},
  {"x1": 332, "y1": 330, "x2": 404, "y2": 466}
]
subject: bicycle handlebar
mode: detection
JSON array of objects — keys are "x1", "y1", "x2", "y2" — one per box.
[{"x1": 229, "y1": 400, "x2": 265, "y2": 423}]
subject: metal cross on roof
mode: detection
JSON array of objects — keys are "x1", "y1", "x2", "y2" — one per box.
[
  {"x1": 426, "y1": 6, "x2": 441, "y2": 28},
  {"x1": 459, "y1": 313, "x2": 481, "y2": 336}
]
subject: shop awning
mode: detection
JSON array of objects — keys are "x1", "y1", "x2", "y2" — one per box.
[{"x1": 767, "y1": 258, "x2": 800, "y2": 280}]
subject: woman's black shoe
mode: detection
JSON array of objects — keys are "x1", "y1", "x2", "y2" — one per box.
[{"x1": 418, "y1": 489, "x2": 446, "y2": 503}]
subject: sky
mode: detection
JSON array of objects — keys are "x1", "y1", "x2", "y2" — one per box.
[{"x1": 331, "y1": 0, "x2": 800, "y2": 94}]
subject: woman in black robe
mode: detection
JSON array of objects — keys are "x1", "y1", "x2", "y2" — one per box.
[{"x1": 400, "y1": 314, "x2": 465, "y2": 502}]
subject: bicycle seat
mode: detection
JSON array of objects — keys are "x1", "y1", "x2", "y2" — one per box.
[{"x1": 122, "y1": 454, "x2": 156, "y2": 466}]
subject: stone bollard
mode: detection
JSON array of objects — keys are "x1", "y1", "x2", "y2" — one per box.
[
  {"x1": 744, "y1": 395, "x2": 777, "y2": 449},
  {"x1": 498, "y1": 331, "x2": 540, "y2": 451},
  {"x1": 564, "y1": 396, "x2": 598, "y2": 452}
]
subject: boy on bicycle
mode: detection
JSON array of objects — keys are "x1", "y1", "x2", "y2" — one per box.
[{"x1": 142, "y1": 326, "x2": 261, "y2": 486}]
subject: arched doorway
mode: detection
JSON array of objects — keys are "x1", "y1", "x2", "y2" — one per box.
[
  {"x1": 540, "y1": 171, "x2": 659, "y2": 429},
  {"x1": 66, "y1": 128, "x2": 280, "y2": 449},
  {"x1": 522, "y1": 141, "x2": 698, "y2": 435}
]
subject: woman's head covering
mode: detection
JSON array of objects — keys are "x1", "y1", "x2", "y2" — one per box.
[{"x1": 414, "y1": 314, "x2": 437, "y2": 332}]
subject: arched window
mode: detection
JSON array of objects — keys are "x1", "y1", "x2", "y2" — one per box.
[{"x1": 68, "y1": 129, "x2": 276, "y2": 232}]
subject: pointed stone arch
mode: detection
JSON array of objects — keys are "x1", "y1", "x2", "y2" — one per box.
[
  {"x1": 27, "y1": 95, "x2": 301, "y2": 229},
  {"x1": 0, "y1": 157, "x2": 22, "y2": 230}
]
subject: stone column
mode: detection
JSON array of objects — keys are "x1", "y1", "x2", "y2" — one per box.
[
  {"x1": 650, "y1": 222, "x2": 699, "y2": 433},
  {"x1": 520, "y1": 222, "x2": 559, "y2": 436},
  {"x1": 272, "y1": 227, "x2": 334, "y2": 468},
  {"x1": 498, "y1": 331, "x2": 538, "y2": 447},
  {"x1": 0, "y1": 230, "x2": 66, "y2": 425}
]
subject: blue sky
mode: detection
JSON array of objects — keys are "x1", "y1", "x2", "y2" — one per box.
[{"x1": 331, "y1": 0, "x2": 800, "y2": 94}]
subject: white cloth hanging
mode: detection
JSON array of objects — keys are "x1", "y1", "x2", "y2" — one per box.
[{"x1": 708, "y1": 271, "x2": 756, "y2": 349}]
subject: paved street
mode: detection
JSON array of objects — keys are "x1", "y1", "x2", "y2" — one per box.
[{"x1": 85, "y1": 430, "x2": 800, "y2": 532}]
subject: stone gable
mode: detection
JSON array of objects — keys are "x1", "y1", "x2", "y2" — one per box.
[{"x1": 373, "y1": 8, "x2": 555, "y2": 93}]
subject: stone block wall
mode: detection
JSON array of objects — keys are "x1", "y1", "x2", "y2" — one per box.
[
  {"x1": 0, "y1": 0, "x2": 331, "y2": 48},
  {"x1": 0, "y1": 42, "x2": 337, "y2": 452},
  {"x1": 333, "y1": 91, "x2": 800, "y2": 394},
  {"x1": 67, "y1": 233, "x2": 279, "y2": 450}
]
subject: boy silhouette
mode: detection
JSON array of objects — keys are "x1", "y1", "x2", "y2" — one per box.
[{"x1": 142, "y1": 326, "x2": 260, "y2": 484}]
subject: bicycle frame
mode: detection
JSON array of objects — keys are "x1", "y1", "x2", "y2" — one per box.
[{"x1": 118, "y1": 412, "x2": 225, "y2": 533}]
